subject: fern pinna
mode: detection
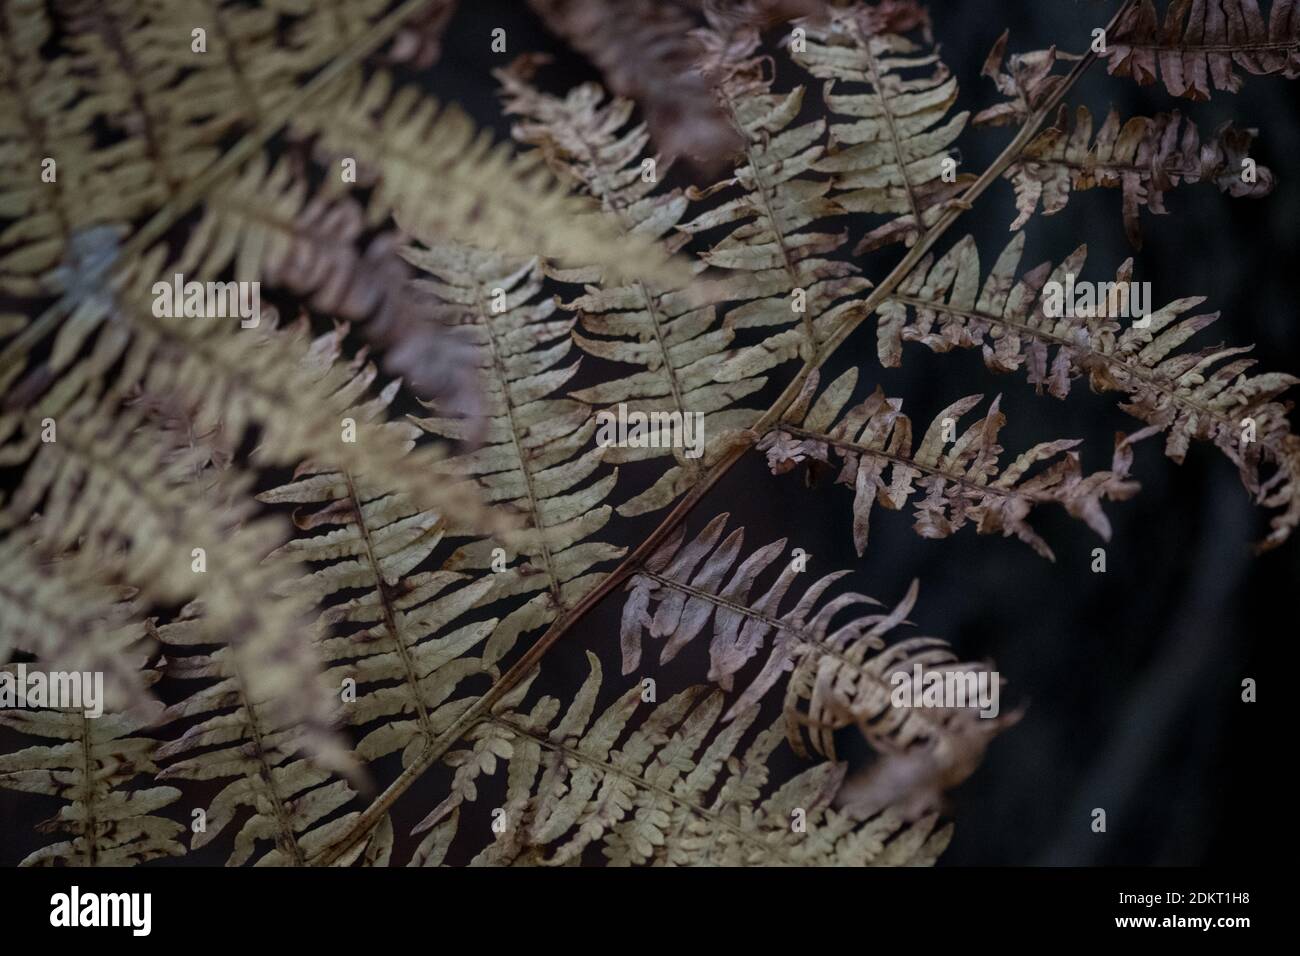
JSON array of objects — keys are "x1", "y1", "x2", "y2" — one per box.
[{"x1": 0, "y1": 0, "x2": 1293, "y2": 869}]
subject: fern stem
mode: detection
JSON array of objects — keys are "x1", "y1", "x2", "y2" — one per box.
[{"x1": 313, "y1": 0, "x2": 1140, "y2": 865}]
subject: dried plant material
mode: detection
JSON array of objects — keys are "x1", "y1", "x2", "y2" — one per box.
[
  {"x1": 0, "y1": 539, "x2": 155, "y2": 716},
  {"x1": 383, "y1": 0, "x2": 458, "y2": 69},
  {"x1": 784, "y1": 578, "x2": 1020, "y2": 767},
  {"x1": 879, "y1": 233, "x2": 1300, "y2": 549},
  {"x1": 499, "y1": 59, "x2": 840, "y2": 517},
  {"x1": 791, "y1": 5, "x2": 973, "y2": 252},
  {"x1": 1108, "y1": 0, "x2": 1300, "y2": 99},
  {"x1": 0, "y1": 0, "x2": 401, "y2": 300},
  {"x1": 524, "y1": 0, "x2": 828, "y2": 170},
  {"x1": 411, "y1": 651, "x2": 953, "y2": 866},
  {"x1": 832, "y1": 693, "x2": 1022, "y2": 821},
  {"x1": 3, "y1": 0, "x2": 1296, "y2": 872},
  {"x1": 402, "y1": 239, "x2": 627, "y2": 661},
  {"x1": 28, "y1": 246, "x2": 499, "y2": 533},
  {"x1": 150, "y1": 602, "x2": 374, "y2": 867},
  {"x1": 617, "y1": 515, "x2": 1015, "y2": 812},
  {"x1": 1008, "y1": 105, "x2": 1273, "y2": 248},
  {"x1": 973, "y1": 30, "x2": 1081, "y2": 128},
  {"x1": 0, "y1": 695, "x2": 185, "y2": 866},
  {"x1": 528, "y1": 0, "x2": 740, "y2": 168},
  {"x1": 762, "y1": 368, "x2": 1140, "y2": 558},
  {"x1": 183, "y1": 154, "x2": 484, "y2": 415},
  {"x1": 290, "y1": 68, "x2": 690, "y2": 288}
]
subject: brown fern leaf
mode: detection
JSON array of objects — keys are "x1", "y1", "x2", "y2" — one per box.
[
  {"x1": 290, "y1": 67, "x2": 689, "y2": 286},
  {"x1": 522, "y1": 0, "x2": 826, "y2": 169},
  {"x1": 173, "y1": 154, "x2": 482, "y2": 414},
  {"x1": 402, "y1": 238, "x2": 627, "y2": 659},
  {"x1": 676, "y1": 7, "x2": 870, "y2": 353},
  {"x1": 410, "y1": 651, "x2": 955, "y2": 866},
  {"x1": 761, "y1": 368, "x2": 1140, "y2": 558},
  {"x1": 616, "y1": 514, "x2": 1015, "y2": 810},
  {"x1": 527, "y1": 0, "x2": 739, "y2": 168},
  {"x1": 1007, "y1": 105, "x2": 1273, "y2": 248},
  {"x1": 790, "y1": 4, "x2": 973, "y2": 253},
  {"x1": 0, "y1": 0, "x2": 395, "y2": 300},
  {"x1": 0, "y1": 692, "x2": 186, "y2": 867},
  {"x1": 497, "y1": 58, "x2": 831, "y2": 517},
  {"x1": 0, "y1": 536, "x2": 155, "y2": 716},
  {"x1": 971, "y1": 29, "x2": 1080, "y2": 129},
  {"x1": 877, "y1": 233, "x2": 1300, "y2": 549},
  {"x1": 1108, "y1": 0, "x2": 1300, "y2": 99}
]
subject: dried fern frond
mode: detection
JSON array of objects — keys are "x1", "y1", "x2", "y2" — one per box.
[
  {"x1": 791, "y1": 4, "x2": 973, "y2": 253},
  {"x1": 0, "y1": 534, "x2": 154, "y2": 712},
  {"x1": 23, "y1": 248, "x2": 497, "y2": 532},
  {"x1": 150, "y1": 604, "x2": 371, "y2": 867},
  {"x1": 877, "y1": 233, "x2": 1300, "y2": 549},
  {"x1": 524, "y1": 0, "x2": 747, "y2": 169},
  {"x1": 787, "y1": 614, "x2": 1020, "y2": 816},
  {"x1": 291, "y1": 68, "x2": 689, "y2": 286},
  {"x1": 761, "y1": 368, "x2": 1140, "y2": 558},
  {"x1": 971, "y1": 29, "x2": 1079, "y2": 129},
  {"x1": 0, "y1": 688, "x2": 186, "y2": 867},
  {"x1": 1108, "y1": 0, "x2": 1300, "y2": 99},
  {"x1": 255, "y1": 331, "x2": 501, "y2": 771},
  {"x1": 160, "y1": 153, "x2": 484, "y2": 416},
  {"x1": 497, "y1": 60, "x2": 813, "y2": 517},
  {"x1": 1007, "y1": 105, "x2": 1273, "y2": 248},
  {"x1": 0, "y1": 383, "x2": 357, "y2": 767},
  {"x1": 0, "y1": 0, "x2": 395, "y2": 301},
  {"x1": 409, "y1": 651, "x2": 953, "y2": 866},
  {"x1": 403, "y1": 239, "x2": 627, "y2": 659},
  {"x1": 616, "y1": 511, "x2": 1014, "y2": 808},
  {"x1": 0, "y1": 389, "x2": 284, "y2": 609},
  {"x1": 679, "y1": 7, "x2": 870, "y2": 354},
  {"x1": 0, "y1": 0, "x2": 128, "y2": 299}
]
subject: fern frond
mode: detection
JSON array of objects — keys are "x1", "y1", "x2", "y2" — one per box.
[
  {"x1": 255, "y1": 345, "x2": 501, "y2": 770},
  {"x1": 1007, "y1": 105, "x2": 1272, "y2": 248},
  {"x1": 0, "y1": 600, "x2": 183, "y2": 867},
  {"x1": 497, "y1": 60, "x2": 812, "y2": 517},
  {"x1": 0, "y1": 1, "x2": 128, "y2": 298},
  {"x1": 786, "y1": 612, "x2": 1019, "y2": 816},
  {"x1": 0, "y1": 389, "x2": 283, "y2": 607},
  {"x1": 791, "y1": 5, "x2": 973, "y2": 253},
  {"x1": 877, "y1": 232, "x2": 1300, "y2": 549},
  {"x1": 158, "y1": 152, "x2": 484, "y2": 408},
  {"x1": 0, "y1": 693, "x2": 186, "y2": 866},
  {"x1": 524, "y1": 0, "x2": 743, "y2": 166},
  {"x1": 291, "y1": 68, "x2": 689, "y2": 286},
  {"x1": 0, "y1": 533, "x2": 154, "y2": 710},
  {"x1": 1108, "y1": 0, "x2": 1300, "y2": 99},
  {"x1": 402, "y1": 239, "x2": 627, "y2": 658},
  {"x1": 29, "y1": 249, "x2": 496, "y2": 531},
  {"x1": 615, "y1": 511, "x2": 1014, "y2": 809},
  {"x1": 761, "y1": 368, "x2": 1140, "y2": 558},
  {"x1": 682, "y1": 11, "x2": 870, "y2": 345},
  {"x1": 409, "y1": 652, "x2": 953, "y2": 866},
  {"x1": 150, "y1": 606, "x2": 367, "y2": 867},
  {"x1": 971, "y1": 29, "x2": 1077, "y2": 129}
]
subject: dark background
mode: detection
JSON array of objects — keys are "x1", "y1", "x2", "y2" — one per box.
[
  {"x1": 419, "y1": 0, "x2": 1293, "y2": 866},
  {"x1": 2, "y1": 0, "x2": 1294, "y2": 867}
]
